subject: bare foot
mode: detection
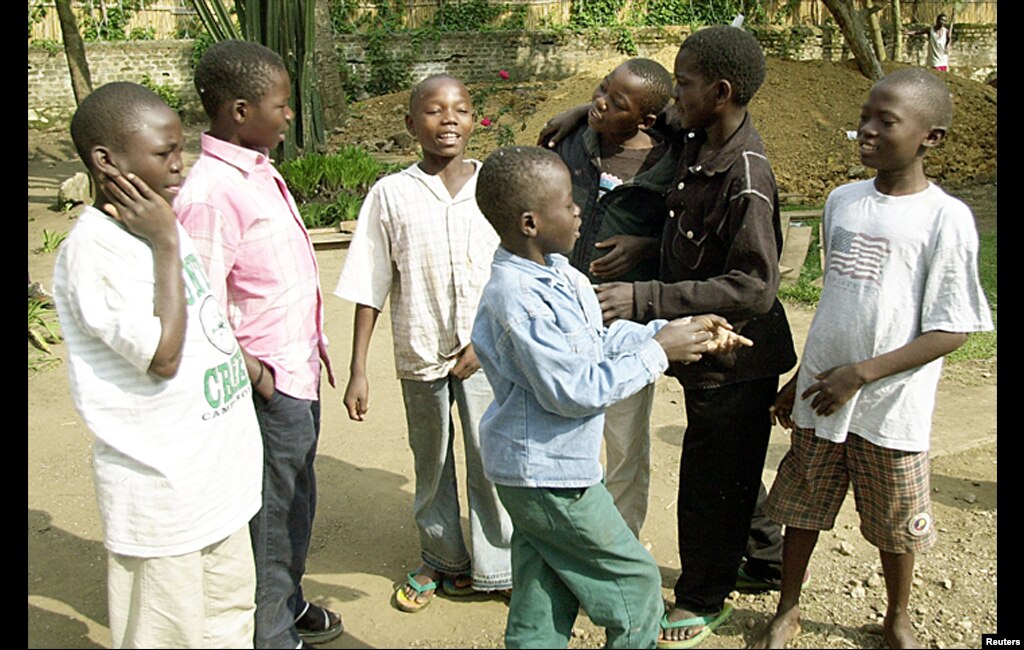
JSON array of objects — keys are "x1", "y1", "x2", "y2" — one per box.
[
  {"x1": 660, "y1": 607, "x2": 708, "y2": 644},
  {"x1": 748, "y1": 605, "x2": 801, "y2": 649},
  {"x1": 883, "y1": 611, "x2": 922, "y2": 649},
  {"x1": 403, "y1": 566, "x2": 442, "y2": 606}
]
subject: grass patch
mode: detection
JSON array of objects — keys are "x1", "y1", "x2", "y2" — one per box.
[{"x1": 777, "y1": 216, "x2": 822, "y2": 306}]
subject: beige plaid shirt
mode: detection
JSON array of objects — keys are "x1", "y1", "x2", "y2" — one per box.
[{"x1": 335, "y1": 162, "x2": 499, "y2": 381}]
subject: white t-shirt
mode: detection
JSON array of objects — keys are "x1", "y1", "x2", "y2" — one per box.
[
  {"x1": 53, "y1": 206, "x2": 263, "y2": 557},
  {"x1": 792, "y1": 181, "x2": 993, "y2": 452},
  {"x1": 927, "y1": 26, "x2": 949, "y2": 68}
]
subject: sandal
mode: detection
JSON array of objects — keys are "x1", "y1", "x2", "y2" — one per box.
[
  {"x1": 294, "y1": 601, "x2": 344, "y2": 644},
  {"x1": 440, "y1": 574, "x2": 476, "y2": 597},
  {"x1": 657, "y1": 603, "x2": 733, "y2": 649},
  {"x1": 394, "y1": 571, "x2": 439, "y2": 613}
]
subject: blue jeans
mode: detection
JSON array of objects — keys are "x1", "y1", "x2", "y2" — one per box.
[
  {"x1": 250, "y1": 390, "x2": 320, "y2": 649},
  {"x1": 400, "y1": 371, "x2": 513, "y2": 590}
]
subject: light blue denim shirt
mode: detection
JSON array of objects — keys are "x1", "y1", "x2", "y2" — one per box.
[{"x1": 472, "y1": 247, "x2": 669, "y2": 488}]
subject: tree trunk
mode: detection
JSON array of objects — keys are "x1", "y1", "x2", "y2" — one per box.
[
  {"x1": 891, "y1": 0, "x2": 903, "y2": 60},
  {"x1": 866, "y1": 0, "x2": 887, "y2": 61},
  {"x1": 821, "y1": 0, "x2": 885, "y2": 80},
  {"x1": 314, "y1": 0, "x2": 347, "y2": 131},
  {"x1": 55, "y1": 0, "x2": 93, "y2": 106}
]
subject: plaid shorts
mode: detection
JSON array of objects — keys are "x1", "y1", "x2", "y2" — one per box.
[{"x1": 765, "y1": 428, "x2": 937, "y2": 554}]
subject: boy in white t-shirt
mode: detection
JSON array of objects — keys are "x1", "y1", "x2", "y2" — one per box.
[
  {"x1": 53, "y1": 82, "x2": 263, "y2": 648},
  {"x1": 750, "y1": 69, "x2": 992, "y2": 649}
]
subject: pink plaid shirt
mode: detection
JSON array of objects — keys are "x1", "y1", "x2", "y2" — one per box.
[{"x1": 174, "y1": 133, "x2": 332, "y2": 400}]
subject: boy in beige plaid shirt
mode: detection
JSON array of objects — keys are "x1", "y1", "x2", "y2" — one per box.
[{"x1": 334, "y1": 74, "x2": 513, "y2": 612}]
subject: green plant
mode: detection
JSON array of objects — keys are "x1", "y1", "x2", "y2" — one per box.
[
  {"x1": 612, "y1": 25, "x2": 638, "y2": 55},
  {"x1": 777, "y1": 216, "x2": 823, "y2": 306},
  {"x1": 278, "y1": 147, "x2": 403, "y2": 229},
  {"x1": 28, "y1": 297, "x2": 62, "y2": 356},
  {"x1": 81, "y1": 5, "x2": 137, "y2": 42},
  {"x1": 28, "y1": 4, "x2": 48, "y2": 39},
  {"x1": 38, "y1": 229, "x2": 68, "y2": 253},
  {"x1": 364, "y1": 30, "x2": 413, "y2": 96},
  {"x1": 190, "y1": 30, "x2": 216, "y2": 69},
  {"x1": 31, "y1": 39, "x2": 63, "y2": 56},
  {"x1": 129, "y1": 26, "x2": 156, "y2": 40},
  {"x1": 140, "y1": 75, "x2": 184, "y2": 114}
]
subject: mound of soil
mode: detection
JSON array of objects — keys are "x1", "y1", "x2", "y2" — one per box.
[{"x1": 332, "y1": 53, "x2": 997, "y2": 204}]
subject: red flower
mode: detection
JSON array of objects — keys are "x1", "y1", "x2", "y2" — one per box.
[
  {"x1": 498, "y1": 69, "x2": 510, "y2": 80},
  {"x1": 480, "y1": 117, "x2": 493, "y2": 126}
]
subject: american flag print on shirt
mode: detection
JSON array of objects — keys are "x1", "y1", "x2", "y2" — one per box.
[{"x1": 827, "y1": 226, "x2": 890, "y2": 285}]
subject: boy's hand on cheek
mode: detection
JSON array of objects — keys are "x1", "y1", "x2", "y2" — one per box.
[
  {"x1": 801, "y1": 363, "x2": 866, "y2": 416},
  {"x1": 594, "y1": 282, "x2": 635, "y2": 325},
  {"x1": 103, "y1": 174, "x2": 178, "y2": 249},
  {"x1": 450, "y1": 344, "x2": 481, "y2": 379}
]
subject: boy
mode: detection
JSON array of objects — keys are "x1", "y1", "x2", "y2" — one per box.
[
  {"x1": 751, "y1": 68, "x2": 993, "y2": 650},
  {"x1": 551, "y1": 57, "x2": 678, "y2": 536},
  {"x1": 543, "y1": 27, "x2": 797, "y2": 647},
  {"x1": 471, "y1": 145, "x2": 751, "y2": 649},
  {"x1": 906, "y1": 13, "x2": 952, "y2": 71},
  {"x1": 335, "y1": 74, "x2": 513, "y2": 611},
  {"x1": 53, "y1": 82, "x2": 263, "y2": 648},
  {"x1": 174, "y1": 41, "x2": 342, "y2": 648}
]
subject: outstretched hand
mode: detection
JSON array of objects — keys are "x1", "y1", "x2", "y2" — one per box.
[{"x1": 687, "y1": 314, "x2": 753, "y2": 355}]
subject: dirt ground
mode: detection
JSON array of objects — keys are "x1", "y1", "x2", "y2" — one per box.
[{"x1": 28, "y1": 57, "x2": 997, "y2": 649}]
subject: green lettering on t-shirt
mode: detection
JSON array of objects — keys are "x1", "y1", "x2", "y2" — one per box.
[{"x1": 183, "y1": 254, "x2": 210, "y2": 306}]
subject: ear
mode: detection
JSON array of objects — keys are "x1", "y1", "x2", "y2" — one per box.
[
  {"x1": 230, "y1": 98, "x2": 248, "y2": 125},
  {"x1": 639, "y1": 112, "x2": 658, "y2": 130},
  {"x1": 518, "y1": 210, "x2": 538, "y2": 238},
  {"x1": 405, "y1": 112, "x2": 416, "y2": 137},
  {"x1": 922, "y1": 126, "x2": 947, "y2": 149},
  {"x1": 713, "y1": 79, "x2": 734, "y2": 108},
  {"x1": 89, "y1": 145, "x2": 121, "y2": 182}
]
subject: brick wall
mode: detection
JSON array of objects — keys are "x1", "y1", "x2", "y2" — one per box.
[{"x1": 28, "y1": 25, "x2": 996, "y2": 123}]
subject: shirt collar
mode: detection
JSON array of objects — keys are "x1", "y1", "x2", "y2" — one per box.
[
  {"x1": 200, "y1": 132, "x2": 275, "y2": 174},
  {"x1": 494, "y1": 246, "x2": 572, "y2": 284},
  {"x1": 686, "y1": 111, "x2": 757, "y2": 176},
  {"x1": 402, "y1": 159, "x2": 481, "y2": 204}
]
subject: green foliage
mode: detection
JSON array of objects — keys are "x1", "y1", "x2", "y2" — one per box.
[
  {"x1": 432, "y1": 0, "x2": 507, "y2": 31},
  {"x1": 81, "y1": 5, "x2": 135, "y2": 42},
  {"x1": 28, "y1": 297, "x2": 62, "y2": 369},
  {"x1": 570, "y1": 0, "x2": 625, "y2": 28},
  {"x1": 612, "y1": 24, "x2": 637, "y2": 55},
  {"x1": 38, "y1": 229, "x2": 68, "y2": 253},
  {"x1": 140, "y1": 75, "x2": 184, "y2": 113},
  {"x1": 28, "y1": 3, "x2": 48, "y2": 39},
  {"x1": 30, "y1": 39, "x2": 63, "y2": 56},
  {"x1": 640, "y1": 0, "x2": 758, "y2": 27},
  {"x1": 777, "y1": 217, "x2": 823, "y2": 306},
  {"x1": 364, "y1": 30, "x2": 413, "y2": 96},
  {"x1": 190, "y1": 30, "x2": 216, "y2": 69},
  {"x1": 130, "y1": 26, "x2": 156, "y2": 40},
  {"x1": 277, "y1": 147, "x2": 403, "y2": 229}
]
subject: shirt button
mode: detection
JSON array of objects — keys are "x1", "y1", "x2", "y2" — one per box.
[
  {"x1": 669, "y1": 210, "x2": 675, "y2": 218},
  {"x1": 677, "y1": 182, "x2": 685, "y2": 190},
  {"x1": 694, "y1": 165, "x2": 702, "y2": 172},
  {"x1": 687, "y1": 131, "x2": 696, "y2": 139},
  {"x1": 686, "y1": 230, "x2": 694, "y2": 239}
]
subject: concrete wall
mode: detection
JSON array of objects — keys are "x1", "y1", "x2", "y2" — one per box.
[{"x1": 28, "y1": 24, "x2": 996, "y2": 124}]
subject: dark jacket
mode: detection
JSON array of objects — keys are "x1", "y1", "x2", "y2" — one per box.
[
  {"x1": 632, "y1": 112, "x2": 797, "y2": 388},
  {"x1": 555, "y1": 125, "x2": 680, "y2": 283}
]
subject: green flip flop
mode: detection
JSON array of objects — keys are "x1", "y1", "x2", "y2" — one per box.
[
  {"x1": 657, "y1": 602, "x2": 734, "y2": 649},
  {"x1": 394, "y1": 571, "x2": 440, "y2": 613}
]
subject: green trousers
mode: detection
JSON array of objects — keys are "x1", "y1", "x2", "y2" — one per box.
[{"x1": 496, "y1": 483, "x2": 662, "y2": 649}]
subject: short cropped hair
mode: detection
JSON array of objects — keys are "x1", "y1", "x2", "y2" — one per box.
[
  {"x1": 194, "y1": 39, "x2": 287, "y2": 118},
  {"x1": 409, "y1": 73, "x2": 468, "y2": 112},
  {"x1": 70, "y1": 82, "x2": 169, "y2": 166},
  {"x1": 679, "y1": 25, "x2": 766, "y2": 106},
  {"x1": 477, "y1": 146, "x2": 564, "y2": 234},
  {"x1": 877, "y1": 67, "x2": 954, "y2": 129},
  {"x1": 622, "y1": 58, "x2": 673, "y2": 115}
]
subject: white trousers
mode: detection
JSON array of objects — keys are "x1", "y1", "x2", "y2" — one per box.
[
  {"x1": 603, "y1": 382, "x2": 656, "y2": 536},
  {"x1": 107, "y1": 524, "x2": 256, "y2": 649}
]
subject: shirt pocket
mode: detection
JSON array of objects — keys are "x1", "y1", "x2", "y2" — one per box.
[{"x1": 668, "y1": 211, "x2": 711, "y2": 271}]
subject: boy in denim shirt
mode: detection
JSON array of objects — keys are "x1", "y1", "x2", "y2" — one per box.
[{"x1": 471, "y1": 146, "x2": 750, "y2": 649}]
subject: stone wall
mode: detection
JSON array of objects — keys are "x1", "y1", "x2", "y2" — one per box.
[{"x1": 28, "y1": 24, "x2": 996, "y2": 124}]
